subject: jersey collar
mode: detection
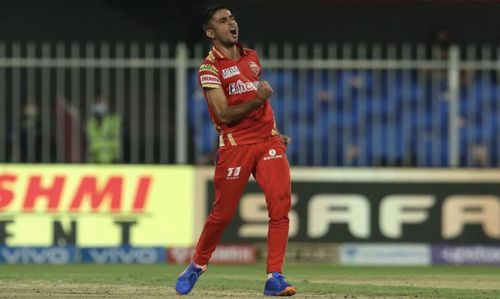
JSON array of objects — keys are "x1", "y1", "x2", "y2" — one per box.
[{"x1": 211, "y1": 43, "x2": 248, "y2": 60}]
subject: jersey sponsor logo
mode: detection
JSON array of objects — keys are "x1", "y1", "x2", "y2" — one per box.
[
  {"x1": 200, "y1": 74, "x2": 221, "y2": 85},
  {"x1": 228, "y1": 80, "x2": 258, "y2": 95},
  {"x1": 249, "y1": 61, "x2": 260, "y2": 76},
  {"x1": 199, "y1": 64, "x2": 219, "y2": 75},
  {"x1": 221, "y1": 66, "x2": 240, "y2": 79},
  {"x1": 263, "y1": 148, "x2": 283, "y2": 161},
  {"x1": 226, "y1": 166, "x2": 242, "y2": 180}
]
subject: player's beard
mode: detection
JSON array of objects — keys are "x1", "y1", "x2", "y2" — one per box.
[
  {"x1": 220, "y1": 33, "x2": 238, "y2": 47},
  {"x1": 216, "y1": 39, "x2": 237, "y2": 49}
]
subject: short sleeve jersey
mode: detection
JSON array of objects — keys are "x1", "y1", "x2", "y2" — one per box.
[{"x1": 198, "y1": 44, "x2": 277, "y2": 147}]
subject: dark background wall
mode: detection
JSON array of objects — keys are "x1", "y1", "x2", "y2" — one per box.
[{"x1": 1, "y1": 0, "x2": 500, "y2": 44}]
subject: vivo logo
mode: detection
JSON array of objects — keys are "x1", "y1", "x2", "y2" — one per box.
[
  {"x1": 81, "y1": 247, "x2": 163, "y2": 264},
  {"x1": 0, "y1": 247, "x2": 75, "y2": 264}
]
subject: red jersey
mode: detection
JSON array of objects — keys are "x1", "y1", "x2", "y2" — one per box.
[{"x1": 198, "y1": 44, "x2": 278, "y2": 147}]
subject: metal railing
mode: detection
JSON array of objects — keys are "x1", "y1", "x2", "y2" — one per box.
[
  {"x1": 0, "y1": 42, "x2": 179, "y2": 164},
  {"x1": 0, "y1": 42, "x2": 499, "y2": 167}
]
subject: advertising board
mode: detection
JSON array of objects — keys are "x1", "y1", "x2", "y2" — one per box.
[{"x1": 0, "y1": 165, "x2": 194, "y2": 246}]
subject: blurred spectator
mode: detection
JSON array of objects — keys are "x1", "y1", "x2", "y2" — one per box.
[
  {"x1": 430, "y1": 28, "x2": 452, "y2": 60},
  {"x1": 20, "y1": 101, "x2": 41, "y2": 162},
  {"x1": 471, "y1": 144, "x2": 489, "y2": 167},
  {"x1": 316, "y1": 90, "x2": 333, "y2": 103},
  {"x1": 344, "y1": 144, "x2": 360, "y2": 165},
  {"x1": 86, "y1": 95, "x2": 121, "y2": 163},
  {"x1": 55, "y1": 96, "x2": 83, "y2": 162}
]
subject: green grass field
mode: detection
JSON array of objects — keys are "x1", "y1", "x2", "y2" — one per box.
[{"x1": 0, "y1": 263, "x2": 499, "y2": 298}]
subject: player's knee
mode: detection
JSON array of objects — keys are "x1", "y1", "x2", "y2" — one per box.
[
  {"x1": 218, "y1": 216, "x2": 233, "y2": 227},
  {"x1": 269, "y1": 213, "x2": 289, "y2": 226},
  {"x1": 268, "y1": 191, "x2": 291, "y2": 220},
  {"x1": 275, "y1": 190, "x2": 291, "y2": 207},
  {"x1": 208, "y1": 212, "x2": 233, "y2": 227}
]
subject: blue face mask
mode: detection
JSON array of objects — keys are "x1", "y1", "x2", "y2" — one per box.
[{"x1": 93, "y1": 103, "x2": 108, "y2": 116}]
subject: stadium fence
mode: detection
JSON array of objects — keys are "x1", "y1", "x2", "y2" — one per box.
[{"x1": 0, "y1": 42, "x2": 498, "y2": 167}]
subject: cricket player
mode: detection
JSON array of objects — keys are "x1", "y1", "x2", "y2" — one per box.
[{"x1": 175, "y1": 4, "x2": 296, "y2": 297}]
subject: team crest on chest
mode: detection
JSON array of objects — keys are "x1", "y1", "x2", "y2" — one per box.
[{"x1": 248, "y1": 61, "x2": 260, "y2": 76}]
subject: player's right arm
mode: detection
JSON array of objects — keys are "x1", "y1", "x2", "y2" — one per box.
[{"x1": 205, "y1": 81, "x2": 273, "y2": 125}]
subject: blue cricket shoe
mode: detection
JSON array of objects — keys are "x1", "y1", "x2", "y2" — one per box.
[
  {"x1": 175, "y1": 262, "x2": 205, "y2": 295},
  {"x1": 263, "y1": 272, "x2": 296, "y2": 296}
]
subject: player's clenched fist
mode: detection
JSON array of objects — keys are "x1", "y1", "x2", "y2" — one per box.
[
  {"x1": 256, "y1": 80, "x2": 273, "y2": 100},
  {"x1": 280, "y1": 134, "x2": 291, "y2": 145}
]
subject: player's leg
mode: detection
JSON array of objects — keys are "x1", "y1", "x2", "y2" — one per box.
[
  {"x1": 193, "y1": 145, "x2": 254, "y2": 265},
  {"x1": 176, "y1": 145, "x2": 254, "y2": 295},
  {"x1": 254, "y1": 137, "x2": 291, "y2": 273},
  {"x1": 253, "y1": 137, "x2": 296, "y2": 296}
]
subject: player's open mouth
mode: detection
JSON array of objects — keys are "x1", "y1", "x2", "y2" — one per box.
[{"x1": 230, "y1": 28, "x2": 237, "y2": 37}]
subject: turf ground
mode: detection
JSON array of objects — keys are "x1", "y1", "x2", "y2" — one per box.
[{"x1": 0, "y1": 263, "x2": 499, "y2": 298}]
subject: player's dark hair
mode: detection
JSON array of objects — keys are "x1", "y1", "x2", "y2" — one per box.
[{"x1": 201, "y1": 4, "x2": 229, "y2": 31}]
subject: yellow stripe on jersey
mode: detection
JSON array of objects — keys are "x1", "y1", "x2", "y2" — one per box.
[
  {"x1": 227, "y1": 133, "x2": 237, "y2": 146},
  {"x1": 206, "y1": 51, "x2": 216, "y2": 62},
  {"x1": 201, "y1": 83, "x2": 221, "y2": 89},
  {"x1": 199, "y1": 63, "x2": 219, "y2": 75},
  {"x1": 219, "y1": 134, "x2": 225, "y2": 147}
]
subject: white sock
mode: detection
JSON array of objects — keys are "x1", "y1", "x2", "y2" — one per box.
[{"x1": 194, "y1": 262, "x2": 207, "y2": 271}]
